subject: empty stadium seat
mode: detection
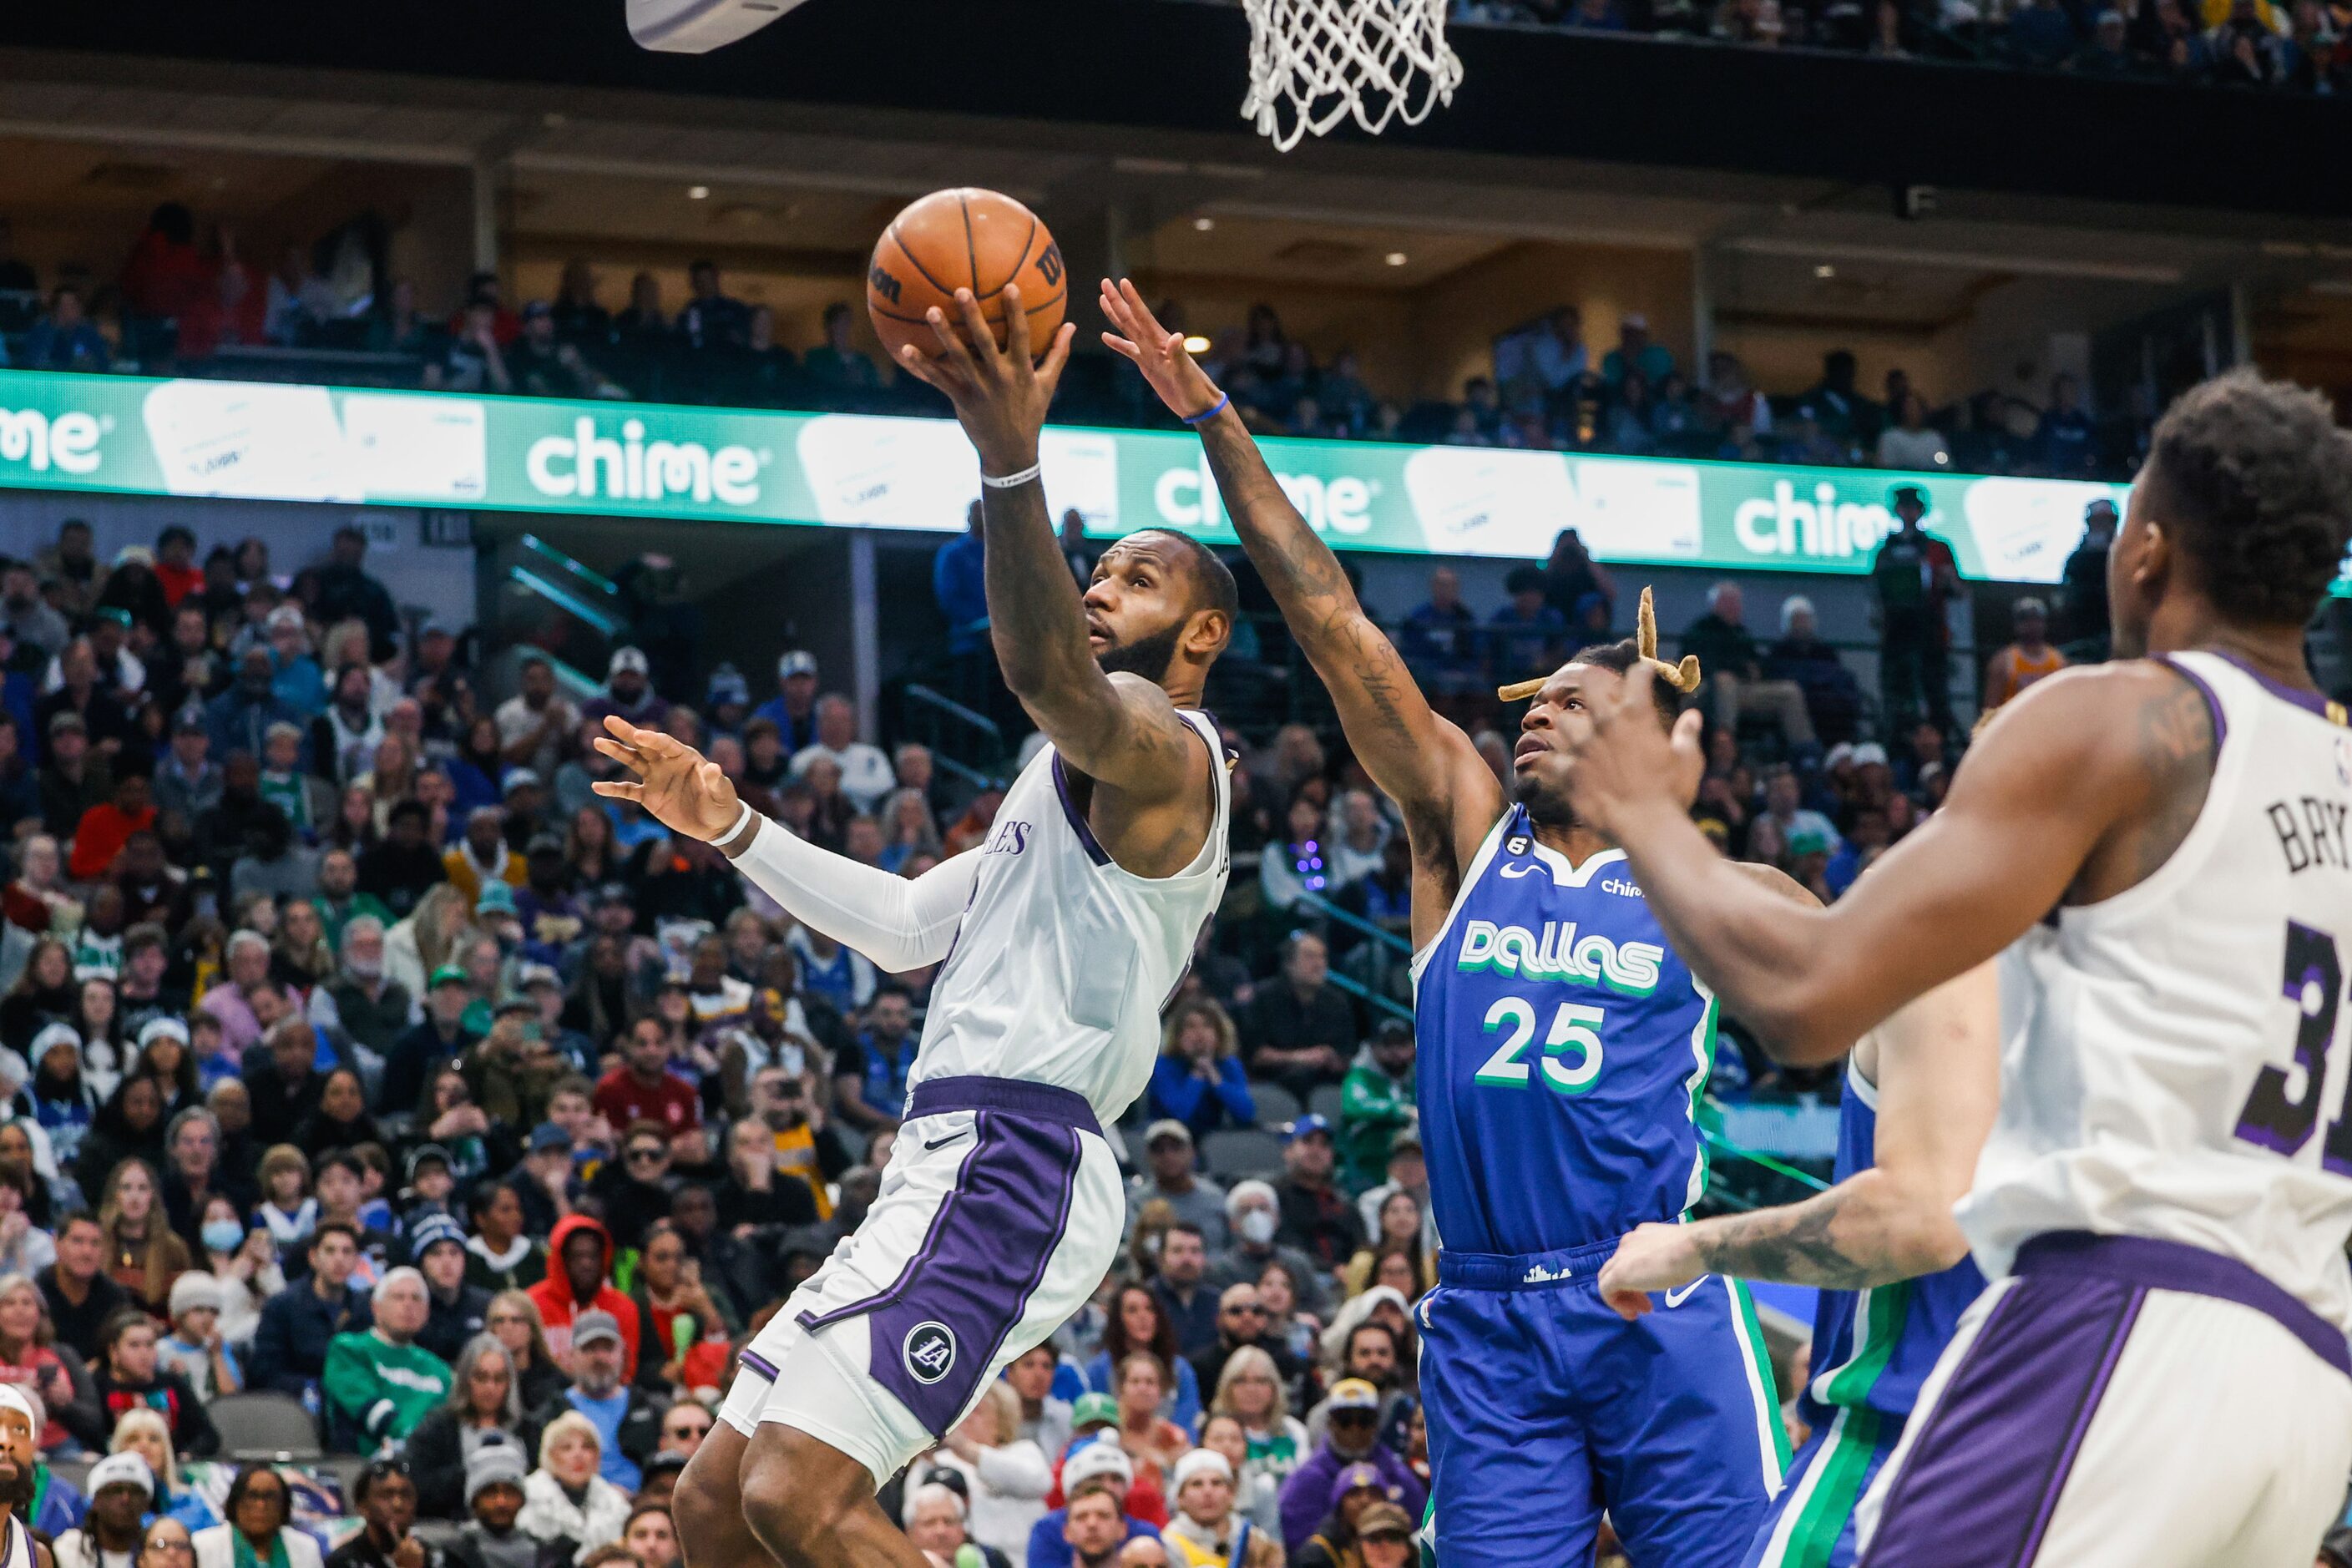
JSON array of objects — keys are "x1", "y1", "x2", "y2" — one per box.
[
  {"x1": 1202, "y1": 1128, "x2": 1283, "y2": 1183},
  {"x1": 210, "y1": 1393, "x2": 325, "y2": 1460},
  {"x1": 1247, "y1": 1081, "x2": 1302, "y2": 1125},
  {"x1": 1308, "y1": 1085, "x2": 1347, "y2": 1124}
]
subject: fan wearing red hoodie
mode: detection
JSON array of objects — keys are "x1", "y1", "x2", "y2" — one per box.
[{"x1": 527, "y1": 1215, "x2": 641, "y2": 1379}]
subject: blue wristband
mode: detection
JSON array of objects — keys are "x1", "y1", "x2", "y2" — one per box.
[{"x1": 1181, "y1": 392, "x2": 1232, "y2": 427}]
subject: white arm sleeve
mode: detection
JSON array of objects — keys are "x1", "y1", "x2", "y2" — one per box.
[{"x1": 730, "y1": 817, "x2": 981, "y2": 974}]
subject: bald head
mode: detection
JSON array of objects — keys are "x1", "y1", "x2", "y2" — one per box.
[{"x1": 1116, "y1": 529, "x2": 1238, "y2": 625}]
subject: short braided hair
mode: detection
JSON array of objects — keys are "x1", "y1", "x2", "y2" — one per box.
[{"x1": 2142, "y1": 368, "x2": 2352, "y2": 626}]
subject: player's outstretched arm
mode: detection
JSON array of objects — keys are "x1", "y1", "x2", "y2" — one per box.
[
  {"x1": 1101, "y1": 280, "x2": 1500, "y2": 845},
  {"x1": 897, "y1": 289, "x2": 1204, "y2": 805},
  {"x1": 592, "y1": 716, "x2": 978, "y2": 971},
  {"x1": 1596, "y1": 962, "x2": 1998, "y2": 1318},
  {"x1": 1559, "y1": 660, "x2": 2195, "y2": 1062}
]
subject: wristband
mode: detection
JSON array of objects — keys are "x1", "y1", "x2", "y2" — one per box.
[
  {"x1": 717, "y1": 801, "x2": 756, "y2": 850},
  {"x1": 980, "y1": 463, "x2": 1044, "y2": 489},
  {"x1": 1181, "y1": 392, "x2": 1232, "y2": 427}
]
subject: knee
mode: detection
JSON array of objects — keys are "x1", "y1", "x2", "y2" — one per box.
[
  {"x1": 739, "y1": 1432, "x2": 857, "y2": 1560},
  {"x1": 674, "y1": 1428, "x2": 760, "y2": 1568}
]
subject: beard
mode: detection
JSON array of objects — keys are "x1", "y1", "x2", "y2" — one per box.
[
  {"x1": 1513, "y1": 768, "x2": 1581, "y2": 832},
  {"x1": 0, "y1": 1452, "x2": 32, "y2": 1508},
  {"x1": 1095, "y1": 620, "x2": 1185, "y2": 683}
]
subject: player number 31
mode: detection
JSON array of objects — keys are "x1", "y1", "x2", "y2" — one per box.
[{"x1": 1474, "y1": 997, "x2": 1606, "y2": 1096}]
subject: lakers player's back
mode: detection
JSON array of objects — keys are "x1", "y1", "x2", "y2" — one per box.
[{"x1": 1963, "y1": 648, "x2": 2352, "y2": 1333}]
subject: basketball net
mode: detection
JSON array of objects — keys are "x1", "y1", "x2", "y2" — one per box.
[{"x1": 1241, "y1": 0, "x2": 1464, "y2": 151}]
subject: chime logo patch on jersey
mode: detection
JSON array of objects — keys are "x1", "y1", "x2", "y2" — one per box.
[
  {"x1": 1454, "y1": 918, "x2": 1664, "y2": 994},
  {"x1": 904, "y1": 1322, "x2": 957, "y2": 1385}
]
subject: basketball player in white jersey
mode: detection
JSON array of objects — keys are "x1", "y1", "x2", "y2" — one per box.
[
  {"x1": 609, "y1": 283, "x2": 1234, "y2": 1568},
  {"x1": 1556, "y1": 368, "x2": 2352, "y2": 1566},
  {"x1": 0, "y1": 1387, "x2": 50, "y2": 1568}
]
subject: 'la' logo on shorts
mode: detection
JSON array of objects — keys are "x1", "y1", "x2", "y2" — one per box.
[{"x1": 903, "y1": 1322, "x2": 957, "y2": 1385}]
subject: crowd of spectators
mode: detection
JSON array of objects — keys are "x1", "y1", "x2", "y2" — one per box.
[
  {"x1": 0, "y1": 208, "x2": 2157, "y2": 483},
  {"x1": 0, "y1": 429, "x2": 2121, "y2": 1560},
  {"x1": 0, "y1": 503, "x2": 1491, "y2": 1568},
  {"x1": 1451, "y1": 0, "x2": 2352, "y2": 92}
]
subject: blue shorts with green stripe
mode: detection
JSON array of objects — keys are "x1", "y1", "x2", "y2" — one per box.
[
  {"x1": 1741, "y1": 1404, "x2": 1905, "y2": 1568},
  {"x1": 1418, "y1": 1237, "x2": 1788, "y2": 1568}
]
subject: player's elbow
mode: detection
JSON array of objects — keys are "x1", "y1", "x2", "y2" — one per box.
[
  {"x1": 1743, "y1": 989, "x2": 1849, "y2": 1070},
  {"x1": 1887, "y1": 1209, "x2": 1972, "y2": 1278},
  {"x1": 1870, "y1": 1174, "x2": 1972, "y2": 1277}
]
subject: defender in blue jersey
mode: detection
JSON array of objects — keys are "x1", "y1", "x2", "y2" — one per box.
[
  {"x1": 1101, "y1": 281, "x2": 1811, "y2": 1567},
  {"x1": 1596, "y1": 965, "x2": 2000, "y2": 1568}
]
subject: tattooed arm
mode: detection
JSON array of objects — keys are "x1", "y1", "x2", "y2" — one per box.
[
  {"x1": 1596, "y1": 962, "x2": 1999, "y2": 1314},
  {"x1": 1100, "y1": 282, "x2": 1502, "y2": 897},
  {"x1": 893, "y1": 287, "x2": 1208, "y2": 822},
  {"x1": 1555, "y1": 659, "x2": 2213, "y2": 1063}
]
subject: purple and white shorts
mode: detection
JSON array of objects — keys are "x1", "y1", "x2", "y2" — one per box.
[
  {"x1": 718, "y1": 1075, "x2": 1122, "y2": 1485},
  {"x1": 1853, "y1": 1232, "x2": 2352, "y2": 1567}
]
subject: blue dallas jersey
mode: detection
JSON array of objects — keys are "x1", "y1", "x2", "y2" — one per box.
[
  {"x1": 1798, "y1": 1060, "x2": 1989, "y2": 1427},
  {"x1": 1410, "y1": 802, "x2": 1718, "y2": 1257}
]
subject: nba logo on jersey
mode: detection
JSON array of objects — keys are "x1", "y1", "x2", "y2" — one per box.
[
  {"x1": 2334, "y1": 732, "x2": 2351, "y2": 786},
  {"x1": 903, "y1": 1322, "x2": 957, "y2": 1385}
]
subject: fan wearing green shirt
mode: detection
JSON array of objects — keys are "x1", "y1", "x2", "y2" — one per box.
[
  {"x1": 324, "y1": 1268, "x2": 453, "y2": 1452},
  {"x1": 1335, "y1": 1020, "x2": 1417, "y2": 1192}
]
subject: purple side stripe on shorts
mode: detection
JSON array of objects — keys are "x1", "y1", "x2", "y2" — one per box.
[
  {"x1": 1861, "y1": 1272, "x2": 2142, "y2": 1567},
  {"x1": 739, "y1": 1350, "x2": 780, "y2": 1382},
  {"x1": 799, "y1": 1104, "x2": 1084, "y2": 1436}
]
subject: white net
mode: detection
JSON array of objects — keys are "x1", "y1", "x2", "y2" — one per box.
[{"x1": 1240, "y1": 0, "x2": 1464, "y2": 151}]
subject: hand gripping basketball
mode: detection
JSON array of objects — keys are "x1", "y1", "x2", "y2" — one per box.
[{"x1": 894, "y1": 286, "x2": 1076, "y2": 477}]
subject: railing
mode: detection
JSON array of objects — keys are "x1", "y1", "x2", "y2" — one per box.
[
  {"x1": 518, "y1": 534, "x2": 626, "y2": 636},
  {"x1": 493, "y1": 534, "x2": 627, "y2": 703},
  {"x1": 1322, "y1": 967, "x2": 1414, "y2": 1024},
  {"x1": 900, "y1": 682, "x2": 1011, "y2": 790}
]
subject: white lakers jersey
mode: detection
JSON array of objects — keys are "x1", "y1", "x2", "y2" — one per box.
[
  {"x1": 1959, "y1": 650, "x2": 2352, "y2": 1333},
  {"x1": 910, "y1": 708, "x2": 1231, "y2": 1125}
]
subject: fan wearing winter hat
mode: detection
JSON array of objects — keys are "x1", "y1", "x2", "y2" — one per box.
[
  {"x1": 1025, "y1": 1439, "x2": 1157, "y2": 1568},
  {"x1": 407, "y1": 1214, "x2": 493, "y2": 1365},
  {"x1": 55, "y1": 1450, "x2": 152, "y2": 1568},
  {"x1": 1159, "y1": 1449, "x2": 1276, "y2": 1568},
  {"x1": 156, "y1": 1272, "x2": 240, "y2": 1400},
  {"x1": 448, "y1": 1436, "x2": 534, "y2": 1568}
]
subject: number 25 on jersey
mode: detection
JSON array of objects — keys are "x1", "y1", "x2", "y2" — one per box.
[{"x1": 1474, "y1": 997, "x2": 1606, "y2": 1096}]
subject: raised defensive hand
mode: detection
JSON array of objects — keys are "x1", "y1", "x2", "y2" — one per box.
[
  {"x1": 591, "y1": 715, "x2": 742, "y2": 842},
  {"x1": 893, "y1": 284, "x2": 1076, "y2": 474},
  {"x1": 1099, "y1": 277, "x2": 1223, "y2": 418}
]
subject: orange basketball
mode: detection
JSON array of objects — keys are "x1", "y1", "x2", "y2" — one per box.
[{"x1": 867, "y1": 188, "x2": 1066, "y2": 367}]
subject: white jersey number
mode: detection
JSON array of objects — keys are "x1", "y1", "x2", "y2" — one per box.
[{"x1": 1473, "y1": 996, "x2": 1606, "y2": 1096}]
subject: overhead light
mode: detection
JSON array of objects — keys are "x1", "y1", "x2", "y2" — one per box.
[
  {"x1": 1385, "y1": 251, "x2": 1409, "y2": 267},
  {"x1": 1193, "y1": 217, "x2": 1216, "y2": 232},
  {"x1": 687, "y1": 185, "x2": 711, "y2": 200},
  {"x1": 1182, "y1": 335, "x2": 1211, "y2": 353},
  {"x1": 1815, "y1": 264, "x2": 1836, "y2": 280}
]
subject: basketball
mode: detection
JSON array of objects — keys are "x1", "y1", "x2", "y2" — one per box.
[{"x1": 867, "y1": 188, "x2": 1067, "y2": 366}]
